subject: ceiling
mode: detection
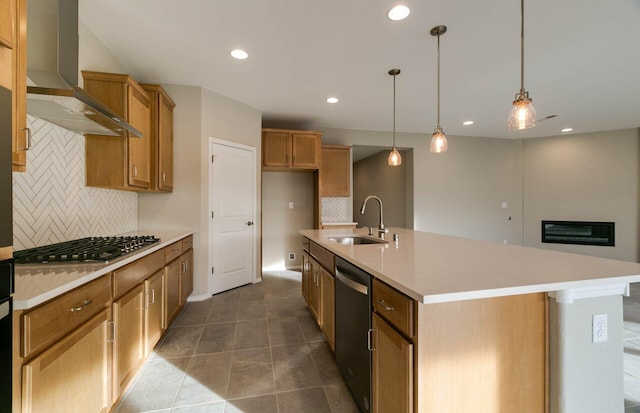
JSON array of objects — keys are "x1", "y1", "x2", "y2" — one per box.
[{"x1": 79, "y1": 0, "x2": 640, "y2": 140}]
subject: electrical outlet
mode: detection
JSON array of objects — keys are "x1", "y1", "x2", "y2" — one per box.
[
  {"x1": 288, "y1": 252, "x2": 296, "y2": 261},
  {"x1": 593, "y1": 313, "x2": 608, "y2": 343}
]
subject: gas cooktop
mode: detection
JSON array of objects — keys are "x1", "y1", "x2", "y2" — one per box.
[{"x1": 14, "y1": 235, "x2": 160, "y2": 264}]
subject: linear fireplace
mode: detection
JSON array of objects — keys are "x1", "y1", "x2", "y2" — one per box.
[{"x1": 541, "y1": 221, "x2": 615, "y2": 247}]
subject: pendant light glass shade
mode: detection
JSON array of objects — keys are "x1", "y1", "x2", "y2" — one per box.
[
  {"x1": 430, "y1": 25, "x2": 447, "y2": 154},
  {"x1": 387, "y1": 68, "x2": 402, "y2": 166},
  {"x1": 508, "y1": 0, "x2": 536, "y2": 130},
  {"x1": 508, "y1": 91, "x2": 536, "y2": 130},
  {"x1": 388, "y1": 147, "x2": 402, "y2": 166},
  {"x1": 430, "y1": 126, "x2": 448, "y2": 153}
]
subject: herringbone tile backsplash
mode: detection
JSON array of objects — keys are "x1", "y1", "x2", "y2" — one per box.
[
  {"x1": 12, "y1": 116, "x2": 138, "y2": 250},
  {"x1": 321, "y1": 197, "x2": 349, "y2": 223}
]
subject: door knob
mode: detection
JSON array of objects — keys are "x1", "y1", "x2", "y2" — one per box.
[{"x1": 247, "y1": 221, "x2": 254, "y2": 226}]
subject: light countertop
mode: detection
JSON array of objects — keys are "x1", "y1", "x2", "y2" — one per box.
[
  {"x1": 13, "y1": 229, "x2": 193, "y2": 310},
  {"x1": 300, "y1": 228, "x2": 640, "y2": 304}
]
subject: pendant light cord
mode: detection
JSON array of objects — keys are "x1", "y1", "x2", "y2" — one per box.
[
  {"x1": 393, "y1": 73, "x2": 397, "y2": 147},
  {"x1": 520, "y1": 0, "x2": 525, "y2": 94},
  {"x1": 437, "y1": 32, "x2": 441, "y2": 128}
]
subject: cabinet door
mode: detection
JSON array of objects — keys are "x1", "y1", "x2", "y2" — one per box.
[
  {"x1": 308, "y1": 258, "x2": 320, "y2": 322},
  {"x1": 0, "y1": 0, "x2": 12, "y2": 49},
  {"x1": 291, "y1": 133, "x2": 320, "y2": 169},
  {"x1": 22, "y1": 310, "x2": 111, "y2": 413},
  {"x1": 11, "y1": 0, "x2": 27, "y2": 172},
  {"x1": 144, "y1": 269, "x2": 165, "y2": 357},
  {"x1": 372, "y1": 313, "x2": 413, "y2": 413},
  {"x1": 319, "y1": 266, "x2": 335, "y2": 351},
  {"x1": 165, "y1": 258, "x2": 181, "y2": 325},
  {"x1": 157, "y1": 91, "x2": 174, "y2": 191},
  {"x1": 112, "y1": 284, "x2": 145, "y2": 400},
  {"x1": 127, "y1": 83, "x2": 151, "y2": 189},
  {"x1": 320, "y1": 146, "x2": 351, "y2": 197},
  {"x1": 262, "y1": 131, "x2": 290, "y2": 167},
  {"x1": 179, "y1": 249, "x2": 193, "y2": 305},
  {"x1": 301, "y1": 252, "x2": 311, "y2": 304}
]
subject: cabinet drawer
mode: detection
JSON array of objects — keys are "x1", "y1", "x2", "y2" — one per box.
[
  {"x1": 373, "y1": 279, "x2": 415, "y2": 338},
  {"x1": 181, "y1": 235, "x2": 193, "y2": 251},
  {"x1": 310, "y1": 241, "x2": 334, "y2": 275},
  {"x1": 22, "y1": 275, "x2": 111, "y2": 358},
  {"x1": 164, "y1": 241, "x2": 183, "y2": 264},
  {"x1": 113, "y1": 250, "x2": 164, "y2": 298}
]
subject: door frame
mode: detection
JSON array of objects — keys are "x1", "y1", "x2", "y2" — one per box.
[{"x1": 208, "y1": 137, "x2": 259, "y2": 297}]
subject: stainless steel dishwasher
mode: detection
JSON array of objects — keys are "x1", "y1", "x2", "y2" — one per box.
[{"x1": 335, "y1": 257, "x2": 372, "y2": 413}]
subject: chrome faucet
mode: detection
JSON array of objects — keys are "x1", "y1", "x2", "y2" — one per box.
[{"x1": 360, "y1": 195, "x2": 388, "y2": 239}]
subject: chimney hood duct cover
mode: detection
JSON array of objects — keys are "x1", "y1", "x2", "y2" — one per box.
[{"x1": 26, "y1": 0, "x2": 141, "y2": 137}]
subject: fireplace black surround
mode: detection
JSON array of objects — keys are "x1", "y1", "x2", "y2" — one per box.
[{"x1": 541, "y1": 221, "x2": 615, "y2": 247}]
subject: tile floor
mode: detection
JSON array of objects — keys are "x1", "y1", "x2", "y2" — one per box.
[
  {"x1": 113, "y1": 271, "x2": 360, "y2": 413},
  {"x1": 625, "y1": 283, "x2": 640, "y2": 412}
]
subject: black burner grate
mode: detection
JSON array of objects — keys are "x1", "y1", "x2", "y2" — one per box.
[{"x1": 14, "y1": 235, "x2": 160, "y2": 264}]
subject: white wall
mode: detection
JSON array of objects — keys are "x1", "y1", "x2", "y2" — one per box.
[
  {"x1": 138, "y1": 85, "x2": 262, "y2": 298},
  {"x1": 523, "y1": 129, "x2": 640, "y2": 261},
  {"x1": 549, "y1": 295, "x2": 624, "y2": 413},
  {"x1": 322, "y1": 128, "x2": 524, "y2": 244},
  {"x1": 353, "y1": 150, "x2": 410, "y2": 229},
  {"x1": 261, "y1": 172, "x2": 314, "y2": 271}
]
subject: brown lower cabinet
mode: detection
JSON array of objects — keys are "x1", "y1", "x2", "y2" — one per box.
[
  {"x1": 301, "y1": 243, "x2": 335, "y2": 350},
  {"x1": 372, "y1": 313, "x2": 413, "y2": 413},
  {"x1": 21, "y1": 309, "x2": 111, "y2": 413},
  {"x1": 319, "y1": 266, "x2": 335, "y2": 351},
  {"x1": 112, "y1": 283, "x2": 145, "y2": 400},
  {"x1": 144, "y1": 269, "x2": 165, "y2": 357},
  {"x1": 14, "y1": 234, "x2": 194, "y2": 413}
]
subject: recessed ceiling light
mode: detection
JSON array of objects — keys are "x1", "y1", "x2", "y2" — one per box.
[
  {"x1": 326, "y1": 97, "x2": 339, "y2": 104},
  {"x1": 561, "y1": 128, "x2": 573, "y2": 133},
  {"x1": 230, "y1": 49, "x2": 248, "y2": 60},
  {"x1": 462, "y1": 120, "x2": 474, "y2": 126},
  {"x1": 387, "y1": 5, "x2": 410, "y2": 21}
]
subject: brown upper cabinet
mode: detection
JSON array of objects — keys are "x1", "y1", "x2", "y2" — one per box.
[
  {"x1": 3, "y1": 0, "x2": 28, "y2": 172},
  {"x1": 262, "y1": 128, "x2": 322, "y2": 171},
  {"x1": 82, "y1": 71, "x2": 152, "y2": 191},
  {"x1": 140, "y1": 83, "x2": 175, "y2": 192},
  {"x1": 320, "y1": 145, "x2": 351, "y2": 197}
]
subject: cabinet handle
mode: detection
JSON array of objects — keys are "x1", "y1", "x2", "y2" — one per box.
[
  {"x1": 246, "y1": 221, "x2": 254, "y2": 226},
  {"x1": 21, "y1": 127, "x2": 31, "y2": 151},
  {"x1": 108, "y1": 321, "x2": 116, "y2": 343},
  {"x1": 181, "y1": 261, "x2": 186, "y2": 273},
  {"x1": 368, "y1": 328, "x2": 375, "y2": 351},
  {"x1": 162, "y1": 172, "x2": 166, "y2": 182},
  {"x1": 133, "y1": 164, "x2": 138, "y2": 177},
  {"x1": 149, "y1": 288, "x2": 155, "y2": 305},
  {"x1": 70, "y1": 299, "x2": 93, "y2": 312},
  {"x1": 376, "y1": 298, "x2": 395, "y2": 311}
]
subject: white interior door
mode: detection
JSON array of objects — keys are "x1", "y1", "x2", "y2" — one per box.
[{"x1": 209, "y1": 139, "x2": 256, "y2": 295}]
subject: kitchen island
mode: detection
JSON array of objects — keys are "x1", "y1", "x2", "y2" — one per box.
[{"x1": 301, "y1": 227, "x2": 640, "y2": 413}]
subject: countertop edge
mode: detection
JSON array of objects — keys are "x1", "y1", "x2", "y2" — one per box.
[
  {"x1": 301, "y1": 228, "x2": 640, "y2": 304},
  {"x1": 14, "y1": 229, "x2": 194, "y2": 310}
]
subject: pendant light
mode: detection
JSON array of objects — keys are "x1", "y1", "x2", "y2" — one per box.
[
  {"x1": 430, "y1": 25, "x2": 448, "y2": 153},
  {"x1": 507, "y1": 0, "x2": 536, "y2": 130},
  {"x1": 387, "y1": 69, "x2": 402, "y2": 166}
]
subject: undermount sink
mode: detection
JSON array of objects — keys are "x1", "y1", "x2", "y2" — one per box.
[{"x1": 328, "y1": 236, "x2": 388, "y2": 245}]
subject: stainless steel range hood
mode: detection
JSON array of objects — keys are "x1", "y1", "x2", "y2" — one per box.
[{"x1": 26, "y1": 0, "x2": 141, "y2": 137}]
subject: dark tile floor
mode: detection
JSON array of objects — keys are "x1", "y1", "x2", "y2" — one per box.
[{"x1": 113, "y1": 271, "x2": 360, "y2": 413}]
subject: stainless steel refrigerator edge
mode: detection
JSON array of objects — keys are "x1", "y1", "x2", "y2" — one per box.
[{"x1": 0, "y1": 85, "x2": 15, "y2": 413}]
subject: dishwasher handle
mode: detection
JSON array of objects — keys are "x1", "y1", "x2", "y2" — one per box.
[{"x1": 336, "y1": 269, "x2": 369, "y2": 295}]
